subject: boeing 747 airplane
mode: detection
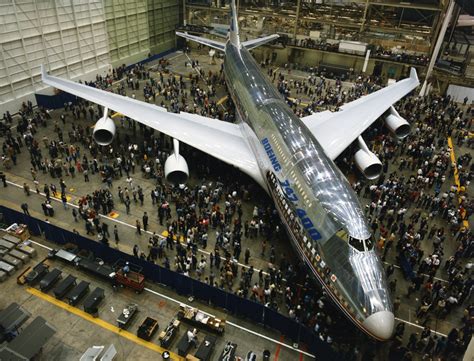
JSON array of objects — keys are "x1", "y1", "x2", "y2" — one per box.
[{"x1": 41, "y1": 0, "x2": 419, "y2": 341}]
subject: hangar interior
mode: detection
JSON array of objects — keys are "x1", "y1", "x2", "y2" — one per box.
[{"x1": 0, "y1": 0, "x2": 473, "y2": 361}]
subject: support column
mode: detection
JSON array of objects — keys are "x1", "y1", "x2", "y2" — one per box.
[
  {"x1": 419, "y1": 0, "x2": 455, "y2": 96},
  {"x1": 183, "y1": 0, "x2": 186, "y2": 26},
  {"x1": 360, "y1": 0, "x2": 370, "y2": 33},
  {"x1": 293, "y1": 0, "x2": 301, "y2": 40}
]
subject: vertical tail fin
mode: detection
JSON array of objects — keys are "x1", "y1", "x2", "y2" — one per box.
[{"x1": 229, "y1": 0, "x2": 240, "y2": 47}]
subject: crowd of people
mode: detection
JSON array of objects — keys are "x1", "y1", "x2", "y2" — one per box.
[{"x1": 1, "y1": 49, "x2": 472, "y2": 360}]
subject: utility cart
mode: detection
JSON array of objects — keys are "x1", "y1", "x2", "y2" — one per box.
[{"x1": 112, "y1": 260, "x2": 145, "y2": 293}]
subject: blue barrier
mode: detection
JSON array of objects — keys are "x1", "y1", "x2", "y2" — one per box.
[
  {"x1": 129, "y1": 48, "x2": 176, "y2": 68},
  {"x1": 35, "y1": 91, "x2": 78, "y2": 110},
  {"x1": 0, "y1": 206, "x2": 340, "y2": 360}
]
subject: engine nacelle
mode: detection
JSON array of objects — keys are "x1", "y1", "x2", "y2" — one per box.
[
  {"x1": 354, "y1": 136, "x2": 382, "y2": 180},
  {"x1": 385, "y1": 106, "x2": 410, "y2": 139},
  {"x1": 93, "y1": 112, "x2": 116, "y2": 146},
  {"x1": 354, "y1": 149, "x2": 383, "y2": 180},
  {"x1": 164, "y1": 139, "x2": 189, "y2": 185},
  {"x1": 164, "y1": 153, "x2": 189, "y2": 185}
]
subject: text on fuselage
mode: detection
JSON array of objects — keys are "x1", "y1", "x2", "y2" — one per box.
[
  {"x1": 278, "y1": 179, "x2": 322, "y2": 242},
  {"x1": 261, "y1": 138, "x2": 281, "y2": 171}
]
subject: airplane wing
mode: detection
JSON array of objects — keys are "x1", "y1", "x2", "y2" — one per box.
[
  {"x1": 301, "y1": 68, "x2": 420, "y2": 160},
  {"x1": 41, "y1": 66, "x2": 262, "y2": 186},
  {"x1": 242, "y1": 34, "x2": 279, "y2": 50},
  {"x1": 176, "y1": 31, "x2": 226, "y2": 52}
]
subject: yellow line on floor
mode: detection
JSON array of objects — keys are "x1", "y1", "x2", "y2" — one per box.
[
  {"x1": 26, "y1": 287, "x2": 184, "y2": 361},
  {"x1": 447, "y1": 137, "x2": 469, "y2": 229},
  {"x1": 217, "y1": 95, "x2": 228, "y2": 105},
  {"x1": 111, "y1": 112, "x2": 122, "y2": 118},
  {"x1": 286, "y1": 97, "x2": 309, "y2": 107}
]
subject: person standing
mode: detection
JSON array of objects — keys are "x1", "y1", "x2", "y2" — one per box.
[
  {"x1": 61, "y1": 193, "x2": 68, "y2": 210},
  {"x1": 43, "y1": 184, "x2": 50, "y2": 201},
  {"x1": 142, "y1": 212, "x2": 149, "y2": 231},
  {"x1": 41, "y1": 202, "x2": 48, "y2": 216},
  {"x1": 126, "y1": 176, "x2": 133, "y2": 189},
  {"x1": 72, "y1": 208, "x2": 78, "y2": 222},
  {"x1": 0, "y1": 171, "x2": 7, "y2": 187},
  {"x1": 114, "y1": 225, "x2": 120, "y2": 245},
  {"x1": 102, "y1": 222, "x2": 110, "y2": 238},
  {"x1": 21, "y1": 203, "x2": 30, "y2": 215},
  {"x1": 85, "y1": 219, "x2": 94, "y2": 235},
  {"x1": 125, "y1": 197, "x2": 131, "y2": 214},
  {"x1": 136, "y1": 219, "x2": 141, "y2": 235},
  {"x1": 133, "y1": 244, "x2": 139, "y2": 257},
  {"x1": 244, "y1": 248, "x2": 251, "y2": 264}
]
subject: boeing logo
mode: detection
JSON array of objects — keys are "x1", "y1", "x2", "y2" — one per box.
[
  {"x1": 261, "y1": 138, "x2": 281, "y2": 171},
  {"x1": 278, "y1": 179, "x2": 322, "y2": 242}
]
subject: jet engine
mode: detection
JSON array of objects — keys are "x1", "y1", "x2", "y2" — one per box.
[
  {"x1": 93, "y1": 108, "x2": 116, "y2": 146},
  {"x1": 164, "y1": 139, "x2": 189, "y2": 185},
  {"x1": 385, "y1": 106, "x2": 410, "y2": 139},
  {"x1": 354, "y1": 136, "x2": 382, "y2": 180}
]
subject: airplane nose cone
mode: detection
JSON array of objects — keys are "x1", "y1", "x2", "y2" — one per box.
[{"x1": 362, "y1": 311, "x2": 394, "y2": 340}]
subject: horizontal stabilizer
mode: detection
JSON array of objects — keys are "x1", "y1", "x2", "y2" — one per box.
[
  {"x1": 176, "y1": 31, "x2": 225, "y2": 52},
  {"x1": 242, "y1": 34, "x2": 279, "y2": 50}
]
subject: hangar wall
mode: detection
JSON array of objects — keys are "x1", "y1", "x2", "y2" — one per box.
[
  {"x1": 0, "y1": 0, "x2": 111, "y2": 114},
  {"x1": 0, "y1": 0, "x2": 181, "y2": 114},
  {"x1": 104, "y1": 0, "x2": 180, "y2": 67},
  {"x1": 147, "y1": 0, "x2": 180, "y2": 57}
]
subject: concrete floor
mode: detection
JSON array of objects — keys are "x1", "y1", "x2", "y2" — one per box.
[{"x1": 0, "y1": 49, "x2": 470, "y2": 360}]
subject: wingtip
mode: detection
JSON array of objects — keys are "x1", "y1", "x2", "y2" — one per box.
[{"x1": 410, "y1": 67, "x2": 419, "y2": 82}]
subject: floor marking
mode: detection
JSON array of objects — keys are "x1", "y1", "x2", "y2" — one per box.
[
  {"x1": 161, "y1": 230, "x2": 184, "y2": 242},
  {"x1": 217, "y1": 95, "x2": 228, "y2": 105},
  {"x1": 286, "y1": 97, "x2": 309, "y2": 107},
  {"x1": 447, "y1": 137, "x2": 469, "y2": 228},
  {"x1": 111, "y1": 112, "x2": 122, "y2": 118},
  {"x1": 28, "y1": 239, "x2": 53, "y2": 251},
  {"x1": 52, "y1": 194, "x2": 72, "y2": 202},
  {"x1": 382, "y1": 261, "x2": 448, "y2": 283},
  {"x1": 26, "y1": 287, "x2": 184, "y2": 361},
  {"x1": 274, "y1": 334, "x2": 284, "y2": 360},
  {"x1": 395, "y1": 317, "x2": 447, "y2": 337},
  {"x1": 108, "y1": 211, "x2": 119, "y2": 218}
]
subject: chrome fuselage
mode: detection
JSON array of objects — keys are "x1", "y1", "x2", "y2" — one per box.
[{"x1": 223, "y1": 43, "x2": 394, "y2": 340}]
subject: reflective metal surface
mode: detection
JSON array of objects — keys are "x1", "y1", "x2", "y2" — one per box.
[{"x1": 224, "y1": 44, "x2": 393, "y2": 339}]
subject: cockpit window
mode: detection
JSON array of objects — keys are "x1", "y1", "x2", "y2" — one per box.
[
  {"x1": 337, "y1": 229, "x2": 373, "y2": 252},
  {"x1": 349, "y1": 236, "x2": 365, "y2": 252},
  {"x1": 364, "y1": 235, "x2": 375, "y2": 250}
]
